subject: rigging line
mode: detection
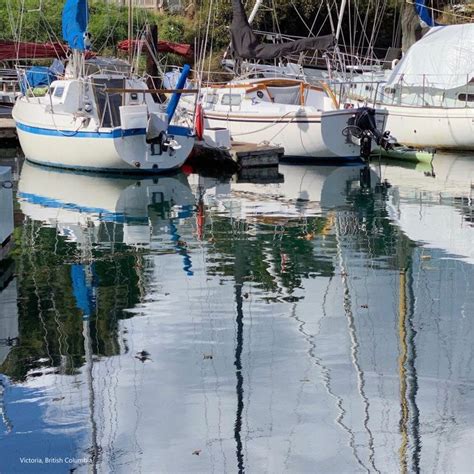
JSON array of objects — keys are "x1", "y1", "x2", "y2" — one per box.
[
  {"x1": 366, "y1": 0, "x2": 379, "y2": 57},
  {"x1": 325, "y1": 0, "x2": 336, "y2": 37},
  {"x1": 283, "y1": 303, "x2": 315, "y2": 470},
  {"x1": 206, "y1": 0, "x2": 218, "y2": 83},
  {"x1": 94, "y1": 13, "x2": 121, "y2": 56},
  {"x1": 289, "y1": 0, "x2": 314, "y2": 37},
  {"x1": 355, "y1": 0, "x2": 373, "y2": 59},
  {"x1": 15, "y1": 0, "x2": 26, "y2": 61},
  {"x1": 199, "y1": 0, "x2": 215, "y2": 82},
  {"x1": 83, "y1": 318, "x2": 99, "y2": 474},
  {"x1": 6, "y1": 0, "x2": 18, "y2": 40},
  {"x1": 348, "y1": 0, "x2": 353, "y2": 65},
  {"x1": 352, "y1": 0, "x2": 374, "y2": 62},
  {"x1": 313, "y1": 15, "x2": 330, "y2": 41},
  {"x1": 309, "y1": 0, "x2": 326, "y2": 37},
  {"x1": 301, "y1": 273, "x2": 370, "y2": 471},
  {"x1": 229, "y1": 110, "x2": 299, "y2": 137},
  {"x1": 39, "y1": 12, "x2": 68, "y2": 58},
  {"x1": 369, "y1": 0, "x2": 389, "y2": 59},
  {"x1": 29, "y1": 219, "x2": 54, "y2": 367},
  {"x1": 335, "y1": 214, "x2": 381, "y2": 474},
  {"x1": 270, "y1": 0, "x2": 282, "y2": 37}
]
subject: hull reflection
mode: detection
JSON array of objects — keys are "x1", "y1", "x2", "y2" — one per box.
[{"x1": 18, "y1": 162, "x2": 195, "y2": 247}]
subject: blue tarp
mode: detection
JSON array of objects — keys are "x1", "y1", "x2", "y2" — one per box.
[
  {"x1": 62, "y1": 0, "x2": 89, "y2": 51},
  {"x1": 20, "y1": 66, "x2": 57, "y2": 93},
  {"x1": 414, "y1": 0, "x2": 439, "y2": 27}
]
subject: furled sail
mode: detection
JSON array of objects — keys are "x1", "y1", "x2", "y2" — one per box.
[
  {"x1": 62, "y1": 0, "x2": 89, "y2": 51},
  {"x1": 414, "y1": 0, "x2": 438, "y2": 27},
  {"x1": 230, "y1": 0, "x2": 334, "y2": 60}
]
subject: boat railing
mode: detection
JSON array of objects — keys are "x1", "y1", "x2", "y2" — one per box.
[{"x1": 336, "y1": 73, "x2": 474, "y2": 109}]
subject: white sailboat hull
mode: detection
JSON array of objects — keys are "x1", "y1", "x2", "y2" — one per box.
[
  {"x1": 378, "y1": 104, "x2": 474, "y2": 150},
  {"x1": 15, "y1": 123, "x2": 193, "y2": 173},
  {"x1": 13, "y1": 84, "x2": 194, "y2": 173},
  {"x1": 203, "y1": 109, "x2": 365, "y2": 158}
]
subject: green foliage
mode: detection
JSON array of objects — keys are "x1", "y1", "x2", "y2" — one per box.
[
  {"x1": 0, "y1": 1, "x2": 197, "y2": 54},
  {"x1": 0, "y1": 220, "x2": 142, "y2": 382},
  {"x1": 0, "y1": 0, "x2": 62, "y2": 43},
  {"x1": 156, "y1": 14, "x2": 195, "y2": 44},
  {"x1": 0, "y1": 0, "x2": 405, "y2": 65}
]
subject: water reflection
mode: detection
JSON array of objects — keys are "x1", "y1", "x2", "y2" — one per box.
[{"x1": 0, "y1": 155, "x2": 473, "y2": 473}]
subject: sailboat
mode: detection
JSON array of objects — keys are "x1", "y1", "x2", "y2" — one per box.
[
  {"x1": 12, "y1": 0, "x2": 195, "y2": 173},
  {"x1": 346, "y1": 22, "x2": 474, "y2": 151},
  {"x1": 177, "y1": 0, "x2": 392, "y2": 160}
]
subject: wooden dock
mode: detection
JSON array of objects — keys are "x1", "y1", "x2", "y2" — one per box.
[
  {"x1": 189, "y1": 140, "x2": 283, "y2": 174},
  {"x1": 229, "y1": 142, "x2": 284, "y2": 168},
  {"x1": 0, "y1": 118, "x2": 17, "y2": 140}
]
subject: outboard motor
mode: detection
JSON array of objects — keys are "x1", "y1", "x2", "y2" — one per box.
[
  {"x1": 146, "y1": 112, "x2": 181, "y2": 156},
  {"x1": 345, "y1": 107, "x2": 393, "y2": 161}
]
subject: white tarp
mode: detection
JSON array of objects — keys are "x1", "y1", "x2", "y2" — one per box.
[{"x1": 386, "y1": 24, "x2": 474, "y2": 90}]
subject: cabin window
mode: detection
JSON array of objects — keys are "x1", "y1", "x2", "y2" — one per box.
[
  {"x1": 93, "y1": 78, "x2": 125, "y2": 127},
  {"x1": 206, "y1": 94, "x2": 218, "y2": 104},
  {"x1": 54, "y1": 86, "x2": 65, "y2": 98},
  {"x1": 221, "y1": 94, "x2": 241, "y2": 106},
  {"x1": 457, "y1": 93, "x2": 474, "y2": 102},
  {"x1": 48, "y1": 87, "x2": 56, "y2": 96}
]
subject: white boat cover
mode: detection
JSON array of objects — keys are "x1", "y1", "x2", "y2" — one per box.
[{"x1": 386, "y1": 24, "x2": 474, "y2": 90}]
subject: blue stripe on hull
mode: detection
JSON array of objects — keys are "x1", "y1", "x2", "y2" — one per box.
[
  {"x1": 16, "y1": 122, "x2": 193, "y2": 138},
  {"x1": 24, "y1": 157, "x2": 182, "y2": 175},
  {"x1": 18, "y1": 191, "x2": 128, "y2": 222}
]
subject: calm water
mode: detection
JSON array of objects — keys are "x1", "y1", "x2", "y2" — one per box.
[{"x1": 1, "y1": 153, "x2": 474, "y2": 473}]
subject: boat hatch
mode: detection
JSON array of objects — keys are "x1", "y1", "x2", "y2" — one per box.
[{"x1": 93, "y1": 78, "x2": 125, "y2": 127}]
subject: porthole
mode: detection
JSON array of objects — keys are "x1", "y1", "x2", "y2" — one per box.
[{"x1": 458, "y1": 93, "x2": 474, "y2": 102}]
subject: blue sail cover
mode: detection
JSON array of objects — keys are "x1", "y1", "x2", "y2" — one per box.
[
  {"x1": 414, "y1": 0, "x2": 439, "y2": 27},
  {"x1": 62, "y1": 0, "x2": 88, "y2": 51}
]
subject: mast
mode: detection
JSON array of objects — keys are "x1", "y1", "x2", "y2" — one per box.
[
  {"x1": 248, "y1": 0, "x2": 264, "y2": 24},
  {"x1": 335, "y1": 0, "x2": 348, "y2": 44},
  {"x1": 128, "y1": 0, "x2": 134, "y2": 65}
]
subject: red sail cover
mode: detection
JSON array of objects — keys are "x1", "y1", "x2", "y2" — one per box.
[
  {"x1": 118, "y1": 39, "x2": 192, "y2": 57},
  {"x1": 0, "y1": 41, "x2": 67, "y2": 60}
]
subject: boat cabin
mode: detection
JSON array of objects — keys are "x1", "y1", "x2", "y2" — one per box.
[{"x1": 199, "y1": 78, "x2": 339, "y2": 112}]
